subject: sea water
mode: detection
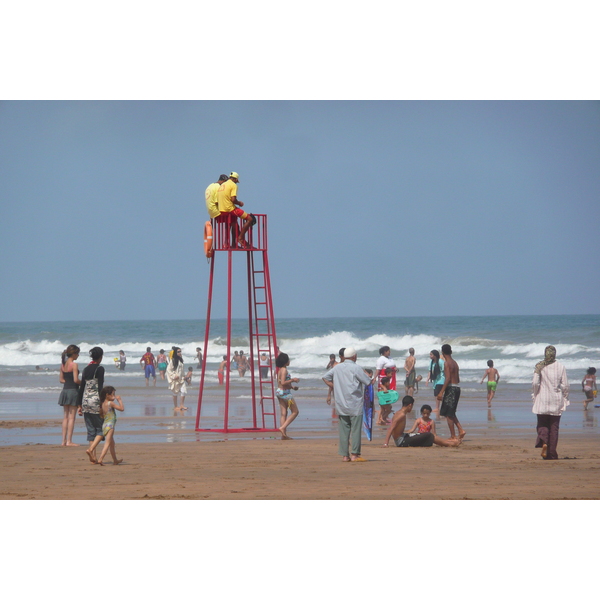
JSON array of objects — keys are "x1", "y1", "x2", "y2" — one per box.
[{"x1": 1, "y1": 315, "x2": 598, "y2": 444}]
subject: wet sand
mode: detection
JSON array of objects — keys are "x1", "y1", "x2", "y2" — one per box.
[
  {"x1": 2, "y1": 380, "x2": 599, "y2": 499},
  {"x1": 1, "y1": 429, "x2": 599, "y2": 499}
]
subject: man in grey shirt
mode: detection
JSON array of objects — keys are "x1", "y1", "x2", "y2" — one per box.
[{"x1": 323, "y1": 347, "x2": 376, "y2": 462}]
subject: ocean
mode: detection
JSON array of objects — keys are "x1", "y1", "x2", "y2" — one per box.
[{"x1": 1, "y1": 315, "x2": 598, "y2": 444}]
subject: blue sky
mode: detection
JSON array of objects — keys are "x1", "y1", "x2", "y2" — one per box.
[{"x1": 1, "y1": 100, "x2": 599, "y2": 321}]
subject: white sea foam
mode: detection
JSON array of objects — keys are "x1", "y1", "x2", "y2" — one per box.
[
  {"x1": 1, "y1": 332, "x2": 598, "y2": 390},
  {"x1": 0, "y1": 386, "x2": 62, "y2": 394}
]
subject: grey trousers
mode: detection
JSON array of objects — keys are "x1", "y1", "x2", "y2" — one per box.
[{"x1": 338, "y1": 415, "x2": 362, "y2": 457}]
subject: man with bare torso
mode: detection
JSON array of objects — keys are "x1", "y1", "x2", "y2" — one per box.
[
  {"x1": 436, "y1": 344, "x2": 466, "y2": 440},
  {"x1": 404, "y1": 348, "x2": 416, "y2": 396}
]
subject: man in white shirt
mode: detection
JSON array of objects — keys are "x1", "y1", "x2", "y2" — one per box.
[{"x1": 323, "y1": 347, "x2": 376, "y2": 462}]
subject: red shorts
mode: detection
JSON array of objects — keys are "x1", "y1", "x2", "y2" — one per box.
[{"x1": 217, "y1": 208, "x2": 248, "y2": 221}]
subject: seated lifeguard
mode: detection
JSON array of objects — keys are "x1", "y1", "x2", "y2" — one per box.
[
  {"x1": 205, "y1": 174, "x2": 228, "y2": 219},
  {"x1": 217, "y1": 171, "x2": 254, "y2": 247}
]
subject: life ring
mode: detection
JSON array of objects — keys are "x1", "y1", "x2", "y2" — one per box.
[{"x1": 204, "y1": 221, "x2": 213, "y2": 258}]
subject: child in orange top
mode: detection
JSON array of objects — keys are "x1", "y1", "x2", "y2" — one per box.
[{"x1": 406, "y1": 404, "x2": 436, "y2": 435}]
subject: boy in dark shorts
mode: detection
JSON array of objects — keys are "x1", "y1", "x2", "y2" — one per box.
[{"x1": 437, "y1": 344, "x2": 466, "y2": 440}]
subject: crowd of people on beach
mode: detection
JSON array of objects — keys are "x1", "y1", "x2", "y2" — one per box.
[
  {"x1": 57, "y1": 338, "x2": 597, "y2": 464},
  {"x1": 318, "y1": 344, "x2": 596, "y2": 462}
]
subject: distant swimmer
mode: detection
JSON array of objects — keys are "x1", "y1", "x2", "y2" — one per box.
[
  {"x1": 259, "y1": 353, "x2": 270, "y2": 379},
  {"x1": 382, "y1": 396, "x2": 461, "y2": 448},
  {"x1": 218, "y1": 355, "x2": 227, "y2": 385},
  {"x1": 140, "y1": 347, "x2": 157, "y2": 387},
  {"x1": 326, "y1": 354, "x2": 338, "y2": 370},
  {"x1": 436, "y1": 344, "x2": 466, "y2": 441},
  {"x1": 196, "y1": 347, "x2": 203, "y2": 369},
  {"x1": 156, "y1": 349, "x2": 168, "y2": 380},
  {"x1": 237, "y1": 351, "x2": 248, "y2": 377},
  {"x1": 216, "y1": 171, "x2": 255, "y2": 248},
  {"x1": 582, "y1": 367, "x2": 597, "y2": 410},
  {"x1": 404, "y1": 348, "x2": 416, "y2": 396},
  {"x1": 205, "y1": 174, "x2": 229, "y2": 219},
  {"x1": 480, "y1": 360, "x2": 500, "y2": 407},
  {"x1": 118, "y1": 350, "x2": 126, "y2": 371}
]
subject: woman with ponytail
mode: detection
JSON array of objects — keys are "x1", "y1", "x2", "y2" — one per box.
[
  {"x1": 58, "y1": 345, "x2": 81, "y2": 446},
  {"x1": 427, "y1": 349, "x2": 445, "y2": 413}
]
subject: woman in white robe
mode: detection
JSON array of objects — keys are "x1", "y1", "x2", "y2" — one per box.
[{"x1": 167, "y1": 347, "x2": 187, "y2": 411}]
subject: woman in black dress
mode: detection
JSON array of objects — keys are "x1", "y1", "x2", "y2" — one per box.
[{"x1": 58, "y1": 344, "x2": 81, "y2": 446}]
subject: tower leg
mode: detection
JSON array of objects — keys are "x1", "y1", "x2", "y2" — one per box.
[
  {"x1": 247, "y1": 251, "x2": 258, "y2": 429},
  {"x1": 224, "y1": 248, "x2": 233, "y2": 432},
  {"x1": 196, "y1": 254, "x2": 215, "y2": 430}
]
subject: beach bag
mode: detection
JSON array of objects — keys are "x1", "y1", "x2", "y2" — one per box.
[{"x1": 81, "y1": 365, "x2": 101, "y2": 414}]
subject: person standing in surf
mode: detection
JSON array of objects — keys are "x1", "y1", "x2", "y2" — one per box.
[
  {"x1": 404, "y1": 348, "x2": 416, "y2": 397},
  {"x1": 436, "y1": 344, "x2": 466, "y2": 441},
  {"x1": 532, "y1": 345, "x2": 569, "y2": 460},
  {"x1": 582, "y1": 367, "x2": 597, "y2": 410},
  {"x1": 156, "y1": 349, "x2": 168, "y2": 380},
  {"x1": 58, "y1": 344, "x2": 81, "y2": 446},
  {"x1": 480, "y1": 360, "x2": 500, "y2": 407},
  {"x1": 275, "y1": 352, "x2": 300, "y2": 440}
]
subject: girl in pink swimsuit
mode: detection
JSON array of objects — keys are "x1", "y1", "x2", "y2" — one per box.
[{"x1": 407, "y1": 404, "x2": 436, "y2": 435}]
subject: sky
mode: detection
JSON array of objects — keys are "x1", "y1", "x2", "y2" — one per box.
[{"x1": 1, "y1": 100, "x2": 599, "y2": 322}]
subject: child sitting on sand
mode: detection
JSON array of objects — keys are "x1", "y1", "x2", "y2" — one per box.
[
  {"x1": 87, "y1": 386, "x2": 124, "y2": 465},
  {"x1": 376, "y1": 376, "x2": 399, "y2": 425},
  {"x1": 406, "y1": 404, "x2": 436, "y2": 436},
  {"x1": 275, "y1": 352, "x2": 300, "y2": 440}
]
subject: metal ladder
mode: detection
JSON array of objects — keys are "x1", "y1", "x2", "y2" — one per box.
[{"x1": 247, "y1": 249, "x2": 278, "y2": 429}]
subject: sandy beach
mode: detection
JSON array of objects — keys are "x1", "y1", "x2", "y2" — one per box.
[{"x1": 1, "y1": 426, "x2": 599, "y2": 500}]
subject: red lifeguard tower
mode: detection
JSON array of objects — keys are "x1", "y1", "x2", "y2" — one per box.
[{"x1": 195, "y1": 214, "x2": 279, "y2": 433}]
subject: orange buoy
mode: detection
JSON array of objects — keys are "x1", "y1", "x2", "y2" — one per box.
[{"x1": 204, "y1": 221, "x2": 213, "y2": 258}]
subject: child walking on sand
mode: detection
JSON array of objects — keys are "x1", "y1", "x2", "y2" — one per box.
[
  {"x1": 185, "y1": 366, "x2": 194, "y2": 387},
  {"x1": 87, "y1": 386, "x2": 124, "y2": 465},
  {"x1": 275, "y1": 352, "x2": 300, "y2": 440},
  {"x1": 376, "y1": 376, "x2": 399, "y2": 425}
]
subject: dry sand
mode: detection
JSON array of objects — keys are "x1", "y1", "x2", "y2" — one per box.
[{"x1": 1, "y1": 429, "x2": 599, "y2": 500}]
